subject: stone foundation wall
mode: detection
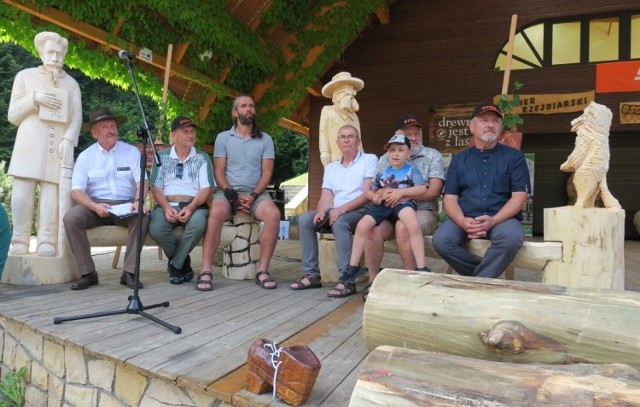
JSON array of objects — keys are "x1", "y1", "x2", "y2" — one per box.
[{"x1": 0, "y1": 317, "x2": 232, "y2": 407}]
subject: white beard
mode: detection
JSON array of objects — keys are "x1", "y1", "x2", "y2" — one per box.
[{"x1": 51, "y1": 67, "x2": 61, "y2": 85}]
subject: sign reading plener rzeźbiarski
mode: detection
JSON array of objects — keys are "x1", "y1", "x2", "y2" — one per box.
[{"x1": 492, "y1": 91, "x2": 595, "y2": 115}]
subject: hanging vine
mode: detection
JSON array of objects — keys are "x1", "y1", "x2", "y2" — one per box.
[{"x1": 0, "y1": 0, "x2": 382, "y2": 142}]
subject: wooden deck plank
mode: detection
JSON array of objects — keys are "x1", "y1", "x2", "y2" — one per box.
[
  {"x1": 175, "y1": 291, "x2": 357, "y2": 389},
  {"x1": 2, "y1": 239, "x2": 640, "y2": 407},
  {"x1": 205, "y1": 297, "x2": 364, "y2": 402}
]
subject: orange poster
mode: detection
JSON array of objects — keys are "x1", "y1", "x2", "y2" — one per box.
[{"x1": 596, "y1": 61, "x2": 640, "y2": 93}]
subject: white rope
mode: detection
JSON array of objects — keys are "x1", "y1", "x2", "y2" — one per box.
[{"x1": 264, "y1": 341, "x2": 283, "y2": 400}]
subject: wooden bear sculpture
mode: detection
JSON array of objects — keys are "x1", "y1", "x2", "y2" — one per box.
[{"x1": 246, "y1": 338, "x2": 321, "y2": 406}]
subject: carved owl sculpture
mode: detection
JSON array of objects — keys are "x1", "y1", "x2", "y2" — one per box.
[{"x1": 560, "y1": 102, "x2": 621, "y2": 209}]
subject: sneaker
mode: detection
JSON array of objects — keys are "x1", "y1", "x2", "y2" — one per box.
[
  {"x1": 168, "y1": 261, "x2": 184, "y2": 285},
  {"x1": 341, "y1": 264, "x2": 363, "y2": 281},
  {"x1": 415, "y1": 266, "x2": 431, "y2": 272},
  {"x1": 182, "y1": 255, "x2": 194, "y2": 282}
]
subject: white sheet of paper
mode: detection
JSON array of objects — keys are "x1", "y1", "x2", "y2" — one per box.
[{"x1": 108, "y1": 203, "x2": 135, "y2": 218}]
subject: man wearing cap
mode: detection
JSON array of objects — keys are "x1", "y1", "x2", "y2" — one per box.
[
  {"x1": 63, "y1": 107, "x2": 148, "y2": 290},
  {"x1": 432, "y1": 102, "x2": 530, "y2": 278},
  {"x1": 319, "y1": 72, "x2": 365, "y2": 167},
  {"x1": 289, "y1": 124, "x2": 377, "y2": 295},
  {"x1": 7, "y1": 31, "x2": 82, "y2": 257},
  {"x1": 362, "y1": 114, "x2": 445, "y2": 299},
  {"x1": 148, "y1": 116, "x2": 214, "y2": 285}
]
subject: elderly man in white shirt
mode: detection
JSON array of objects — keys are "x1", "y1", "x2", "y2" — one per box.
[
  {"x1": 289, "y1": 124, "x2": 377, "y2": 298},
  {"x1": 63, "y1": 107, "x2": 148, "y2": 290}
]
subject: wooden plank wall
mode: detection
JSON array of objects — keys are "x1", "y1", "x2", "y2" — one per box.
[{"x1": 308, "y1": 0, "x2": 640, "y2": 238}]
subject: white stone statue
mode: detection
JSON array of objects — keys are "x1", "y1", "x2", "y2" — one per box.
[
  {"x1": 319, "y1": 72, "x2": 364, "y2": 167},
  {"x1": 7, "y1": 31, "x2": 82, "y2": 256},
  {"x1": 560, "y1": 101, "x2": 620, "y2": 209}
]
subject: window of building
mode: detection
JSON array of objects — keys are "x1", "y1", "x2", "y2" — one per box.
[
  {"x1": 632, "y1": 15, "x2": 640, "y2": 58},
  {"x1": 495, "y1": 11, "x2": 639, "y2": 71}
]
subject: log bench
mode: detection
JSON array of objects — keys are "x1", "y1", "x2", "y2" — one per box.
[
  {"x1": 85, "y1": 213, "x2": 261, "y2": 280},
  {"x1": 318, "y1": 233, "x2": 563, "y2": 283},
  {"x1": 350, "y1": 345, "x2": 640, "y2": 406}
]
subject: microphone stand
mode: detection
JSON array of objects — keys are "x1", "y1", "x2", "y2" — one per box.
[{"x1": 53, "y1": 53, "x2": 181, "y2": 334}]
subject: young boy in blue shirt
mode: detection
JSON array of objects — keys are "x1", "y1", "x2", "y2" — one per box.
[{"x1": 333, "y1": 135, "x2": 429, "y2": 297}]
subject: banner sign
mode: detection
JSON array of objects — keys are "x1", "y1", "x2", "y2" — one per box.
[
  {"x1": 492, "y1": 91, "x2": 594, "y2": 115},
  {"x1": 596, "y1": 61, "x2": 640, "y2": 93},
  {"x1": 428, "y1": 103, "x2": 474, "y2": 154},
  {"x1": 619, "y1": 102, "x2": 640, "y2": 124}
]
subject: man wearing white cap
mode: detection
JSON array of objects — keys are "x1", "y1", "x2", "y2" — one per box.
[{"x1": 319, "y1": 72, "x2": 365, "y2": 167}]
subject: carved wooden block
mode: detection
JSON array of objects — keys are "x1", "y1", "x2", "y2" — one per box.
[{"x1": 544, "y1": 206, "x2": 624, "y2": 289}]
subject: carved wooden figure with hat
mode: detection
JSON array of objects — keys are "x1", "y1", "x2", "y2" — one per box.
[{"x1": 319, "y1": 72, "x2": 365, "y2": 167}]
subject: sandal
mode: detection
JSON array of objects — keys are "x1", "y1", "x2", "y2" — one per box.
[
  {"x1": 362, "y1": 283, "x2": 372, "y2": 302},
  {"x1": 255, "y1": 270, "x2": 277, "y2": 289},
  {"x1": 195, "y1": 271, "x2": 213, "y2": 291},
  {"x1": 327, "y1": 283, "x2": 356, "y2": 298},
  {"x1": 289, "y1": 275, "x2": 322, "y2": 290}
]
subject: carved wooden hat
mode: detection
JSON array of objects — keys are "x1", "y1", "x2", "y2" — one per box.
[
  {"x1": 321, "y1": 72, "x2": 364, "y2": 98},
  {"x1": 82, "y1": 107, "x2": 127, "y2": 132}
]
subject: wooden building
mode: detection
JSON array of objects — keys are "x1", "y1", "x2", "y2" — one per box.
[{"x1": 308, "y1": 0, "x2": 640, "y2": 238}]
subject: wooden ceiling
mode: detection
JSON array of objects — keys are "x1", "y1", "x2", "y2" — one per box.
[{"x1": 3, "y1": 0, "x2": 397, "y2": 136}]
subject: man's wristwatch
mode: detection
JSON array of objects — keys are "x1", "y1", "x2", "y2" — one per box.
[{"x1": 250, "y1": 192, "x2": 259, "y2": 200}]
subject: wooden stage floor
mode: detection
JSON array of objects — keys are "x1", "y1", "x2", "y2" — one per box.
[{"x1": 1, "y1": 239, "x2": 640, "y2": 406}]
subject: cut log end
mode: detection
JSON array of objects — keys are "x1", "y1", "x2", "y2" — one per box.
[{"x1": 480, "y1": 320, "x2": 566, "y2": 354}]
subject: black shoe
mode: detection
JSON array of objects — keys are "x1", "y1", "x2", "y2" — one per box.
[
  {"x1": 182, "y1": 255, "x2": 194, "y2": 282},
  {"x1": 416, "y1": 266, "x2": 431, "y2": 272},
  {"x1": 342, "y1": 265, "x2": 363, "y2": 281},
  {"x1": 120, "y1": 271, "x2": 143, "y2": 289},
  {"x1": 71, "y1": 271, "x2": 98, "y2": 290},
  {"x1": 168, "y1": 261, "x2": 184, "y2": 285}
]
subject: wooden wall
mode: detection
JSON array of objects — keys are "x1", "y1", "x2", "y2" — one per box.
[{"x1": 308, "y1": 0, "x2": 640, "y2": 238}]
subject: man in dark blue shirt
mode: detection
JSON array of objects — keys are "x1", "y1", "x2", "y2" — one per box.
[{"x1": 433, "y1": 101, "x2": 530, "y2": 278}]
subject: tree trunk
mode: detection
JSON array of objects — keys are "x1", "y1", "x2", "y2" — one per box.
[
  {"x1": 363, "y1": 270, "x2": 640, "y2": 369},
  {"x1": 350, "y1": 345, "x2": 640, "y2": 407}
]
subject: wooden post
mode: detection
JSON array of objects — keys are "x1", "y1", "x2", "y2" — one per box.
[
  {"x1": 543, "y1": 206, "x2": 625, "y2": 289},
  {"x1": 501, "y1": 14, "x2": 518, "y2": 95},
  {"x1": 362, "y1": 270, "x2": 640, "y2": 369},
  {"x1": 156, "y1": 43, "x2": 173, "y2": 144},
  {"x1": 350, "y1": 346, "x2": 640, "y2": 406}
]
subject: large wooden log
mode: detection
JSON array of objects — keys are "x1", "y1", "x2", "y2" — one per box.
[
  {"x1": 363, "y1": 270, "x2": 640, "y2": 369},
  {"x1": 350, "y1": 345, "x2": 640, "y2": 406}
]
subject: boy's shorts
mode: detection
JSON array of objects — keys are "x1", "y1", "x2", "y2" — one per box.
[{"x1": 366, "y1": 201, "x2": 417, "y2": 225}]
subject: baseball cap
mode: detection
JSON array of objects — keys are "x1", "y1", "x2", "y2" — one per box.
[
  {"x1": 395, "y1": 114, "x2": 423, "y2": 131},
  {"x1": 471, "y1": 101, "x2": 503, "y2": 119},
  {"x1": 384, "y1": 134, "x2": 411, "y2": 150},
  {"x1": 171, "y1": 116, "x2": 198, "y2": 131}
]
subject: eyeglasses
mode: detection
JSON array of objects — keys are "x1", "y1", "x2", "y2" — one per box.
[
  {"x1": 337, "y1": 134, "x2": 358, "y2": 142},
  {"x1": 176, "y1": 162, "x2": 183, "y2": 179}
]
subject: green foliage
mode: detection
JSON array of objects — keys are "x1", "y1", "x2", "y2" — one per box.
[
  {"x1": 498, "y1": 81, "x2": 524, "y2": 130},
  {"x1": 0, "y1": 161, "x2": 12, "y2": 211},
  {"x1": 0, "y1": 366, "x2": 26, "y2": 407},
  {"x1": 0, "y1": 0, "x2": 382, "y2": 142},
  {"x1": 271, "y1": 128, "x2": 309, "y2": 189}
]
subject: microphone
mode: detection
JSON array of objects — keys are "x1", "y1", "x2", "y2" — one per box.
[{"x1": 118, "y1": 50, "x2": 136, "y2": 61}]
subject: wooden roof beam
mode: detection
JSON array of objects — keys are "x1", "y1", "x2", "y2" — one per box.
[
  {"x1": 278, "y1": 118, "x2": 309, "y2": 136},
  {"x1": 376, "y1": 4, "x2": 390, "y2": 25},
  {"x1": 173, "y1": 42, "x2": 190, "y2": 64},
  {"x1": 5, "y1": 0, "x2": 235, "y2": 97},
  {"x1": 198, "y1": 66, "x2": 233, "y2": 121}
]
